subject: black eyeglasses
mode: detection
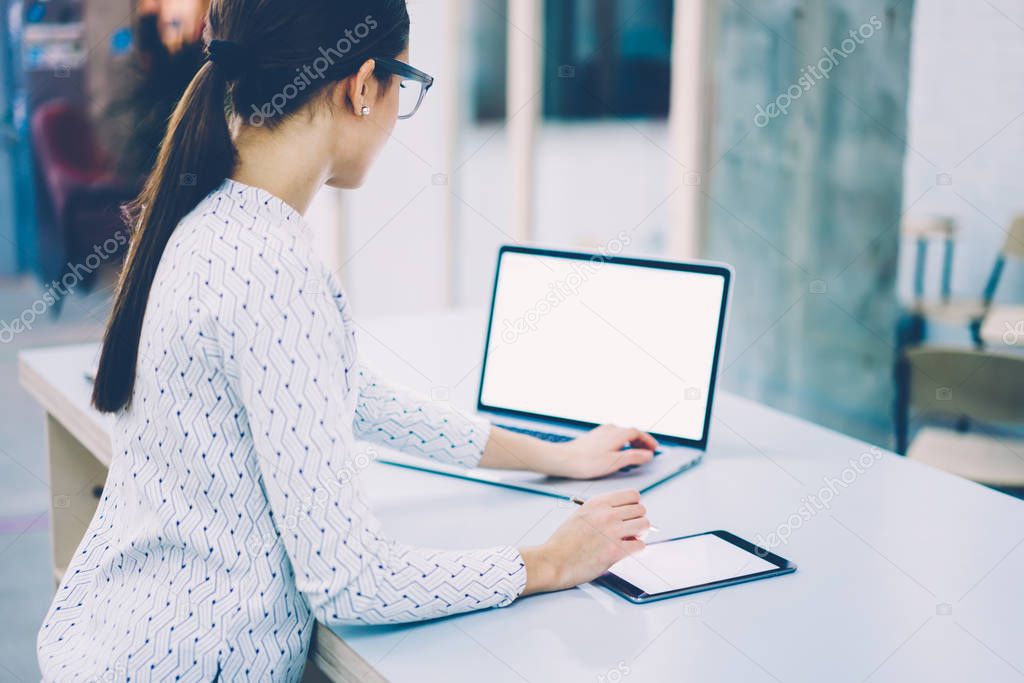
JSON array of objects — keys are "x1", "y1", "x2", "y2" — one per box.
[{"x1": 374, "y1": 57, "x2": 434, "y2": 120}]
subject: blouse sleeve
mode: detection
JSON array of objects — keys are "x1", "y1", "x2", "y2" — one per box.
[
  {"x1": 354, "y1": 366, "x2": 492, "y2": 468},
  {"x1": 216, "y1": 232, "x2": 526, "y2": 625}
]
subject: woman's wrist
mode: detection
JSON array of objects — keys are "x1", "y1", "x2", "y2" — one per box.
[
  {"x1": 480, "y1": 427, "x2": 567, "y2": 476},
  {"x1": 519, "y1": 544, "x2": 563, "y2": 596},
  {"x1": 525, "y1": 441, "x2": 570, "y2": 477}
]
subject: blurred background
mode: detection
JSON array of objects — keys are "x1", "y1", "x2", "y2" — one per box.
[{"x1": 1, "y1": 0, "x2": 1023, "y2": 677}]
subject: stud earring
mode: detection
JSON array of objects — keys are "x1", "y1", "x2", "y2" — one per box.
[{"x1": 360, "y1": 105, "x2": 371, "y2": 116}]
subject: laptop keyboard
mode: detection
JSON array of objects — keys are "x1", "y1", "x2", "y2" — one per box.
[
  {"x1": 498, "y1": 424, "x2": 574, "y2": 443},
  {"x1": 497, "y1": 424, "x2": 662, "y2": 455}
]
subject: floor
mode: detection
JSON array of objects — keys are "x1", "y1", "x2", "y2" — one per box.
[{"x1": 0, "y1": 275, "x2": 112, "y2": 681}]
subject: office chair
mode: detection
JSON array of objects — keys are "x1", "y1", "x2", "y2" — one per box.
[
  {"x1": 974, "y1": 216, "x2": 1024, "y2": 348},
  {"x1": 905, "y1": 347, "x2": 1024, "y2": 493},
  {"x1": 900, "y1": 216, "x2": 988, "y2": 333},
  {"x1": 894, "y1": 214, "x2": 1024, "y2": 451},
  {"x1": 31, "y1": 98, "x2": 136, "y2": 307}
]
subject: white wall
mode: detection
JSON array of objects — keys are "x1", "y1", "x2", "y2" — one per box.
[
  {"x1": 338, "y1": 0, "x2": 455, "y2": 317},
  {"x1": 901, "y1": 0, "x2": 1024, "y2": 302},
  {"x1": 316, "y1": 120, "x2": 676, "y2": 316},
  {"x1": 455, "y1": 121, "x2": 674, "y2": 308},
  {"x1": 300, "y1": 3, "x2": 676, "y2": 319}
]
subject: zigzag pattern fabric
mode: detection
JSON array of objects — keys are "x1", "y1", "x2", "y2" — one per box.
[
  {"x1": 38, "y1": 179, "x2": 527, "y2": 682},
  {"x1": 354, "y1": 366, "x2": 488, "y2": 469}
]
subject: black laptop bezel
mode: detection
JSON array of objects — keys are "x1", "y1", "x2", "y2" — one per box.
[{"x1": 476, "y1": 245, "x2": 732, "y2": 451}]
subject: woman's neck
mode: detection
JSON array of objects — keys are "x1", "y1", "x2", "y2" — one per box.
[{"x1": 231, "y1": 121, "x2": 332, "y2": 215}]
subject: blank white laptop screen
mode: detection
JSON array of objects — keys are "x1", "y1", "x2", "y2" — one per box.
[{"x1": 479, "y1": 250, "x2": 728, "y2": 444}]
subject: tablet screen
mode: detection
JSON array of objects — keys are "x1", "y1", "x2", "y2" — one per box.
[{"x1": 607, "y1": 532, "x2": 777, "y2": 595}]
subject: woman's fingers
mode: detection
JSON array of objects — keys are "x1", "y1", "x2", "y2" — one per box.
[
  {"x1": 529, "y1": 490, "x2": 650, "y2": 593},
  {"x1": 616, "y1": 537, "x2": 646, "y2": 560},
  {"x1": 614, "y1": 503, "x2": 647, "y2": 521},
  {"x1": 623, "y1": 427, "x2": 659, "y2": 451},
  {"x1": 590, "y1": 488, "x2": 641, "y2": 507},
  {"x1": 618, "y1": 517, "x2": 652, "y2": 539},
  {"x1": 615, "y1": 448, "x2": 654, "y2": 468}
]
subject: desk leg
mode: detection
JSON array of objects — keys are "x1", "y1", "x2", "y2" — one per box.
[
  {"x1": 309, "y1": 623, "x2": 387, "y2": 683},
  {"x1": 44, "y1": 413, "x2": 109, "y2": 587}
]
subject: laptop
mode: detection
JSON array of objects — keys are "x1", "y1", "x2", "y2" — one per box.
[{"x1": 376, "y1": 246, "x2": 733, "y2": 500}]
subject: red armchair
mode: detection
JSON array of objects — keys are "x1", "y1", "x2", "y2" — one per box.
[{"x1": 30, "y1": 98, "x2": 137, "y2": 299}]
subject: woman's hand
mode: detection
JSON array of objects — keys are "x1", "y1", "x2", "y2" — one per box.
[
  {"x1": 480, "y1": 424, "x2": 658, "y2": 480},
  {"x1": 549, "y1": 425, "x2": 658, "y2": 479},
  {"x1": 520, "y1": 489, "x2": 649, "y2": 595}
]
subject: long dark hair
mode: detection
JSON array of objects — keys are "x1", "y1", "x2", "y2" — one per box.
[{"x1": 92, "y1": 0, "x2": 410, "y2": 413}]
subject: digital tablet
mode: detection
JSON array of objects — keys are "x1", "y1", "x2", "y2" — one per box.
[{"x1": 595, "y1": 530, "x2": 796, "y2": 604}]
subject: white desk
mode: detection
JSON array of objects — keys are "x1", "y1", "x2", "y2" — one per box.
[{"x1": 20, "y1": 309, "x2": 1024, "y2": 682}]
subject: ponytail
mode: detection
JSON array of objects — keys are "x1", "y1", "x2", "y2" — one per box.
[
  {"x1": 92, "y1": 61, "x2": 235, "y2": 412},
  {"x1": 92, "y1": 0, "x2": 410, "y2": 413}
]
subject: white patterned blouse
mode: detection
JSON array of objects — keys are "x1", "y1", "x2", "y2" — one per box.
[{"x1": 37, "y1": 179, "x2": 527, "y2": 682}]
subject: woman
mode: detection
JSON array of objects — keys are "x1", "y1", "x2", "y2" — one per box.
[
  {"x1": 114, "y1": 0, "x2": 210, "y2": 179},
  {"x1": 38, "y1": 1, "x2": 654, "y2": 680}
]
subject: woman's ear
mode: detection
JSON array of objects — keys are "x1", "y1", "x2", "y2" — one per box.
[{"x1": 342, "y1": 58, "x2": 378, "y2": 117}]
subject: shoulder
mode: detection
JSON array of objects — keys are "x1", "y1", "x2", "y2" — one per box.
[
  {"x1": 172, "y1": 186, "x2": 324, "y2": 300},
  {"x1": 165, "y1": 183, "x2": 350, "y2": 342}
]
